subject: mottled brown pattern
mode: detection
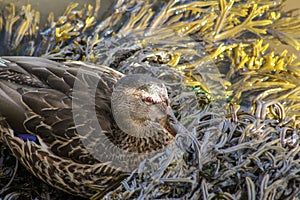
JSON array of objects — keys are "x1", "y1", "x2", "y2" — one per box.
[{"x1": 0, "y1": 56, "x2": 180, "y2": 197}]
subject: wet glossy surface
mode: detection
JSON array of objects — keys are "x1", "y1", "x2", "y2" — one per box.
[{"x1": 1, "y1": 0, "x2": 114, "y2": 23}]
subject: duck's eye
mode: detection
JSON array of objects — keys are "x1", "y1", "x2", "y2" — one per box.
[{"x1": 144, "y1": 96, "x2": 154, "y2": 103}]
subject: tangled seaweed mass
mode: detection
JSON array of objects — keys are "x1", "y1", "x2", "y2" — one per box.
[{"x1": 0, "y1": 0, "x2": 300, "y2": 199}]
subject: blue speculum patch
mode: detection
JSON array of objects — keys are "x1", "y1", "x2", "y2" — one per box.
[{"x1": 14, "y1": 132, "x2": 37, "y2": 143}]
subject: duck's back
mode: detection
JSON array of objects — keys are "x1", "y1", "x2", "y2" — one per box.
[{"x1": 0, "y1": 56, "x2": 124, "y2": 165}]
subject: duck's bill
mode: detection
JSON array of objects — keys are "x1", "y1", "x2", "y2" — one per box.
[{"x1": 161, "y1": 107, "x2": 189, "y2": 137}]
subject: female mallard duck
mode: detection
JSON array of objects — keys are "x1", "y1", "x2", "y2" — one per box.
[{"x1": 0, "y1": 56, "x2": 187, "y2": 198}]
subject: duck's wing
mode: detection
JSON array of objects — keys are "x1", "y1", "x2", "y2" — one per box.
[
  {"x1": 0, "y1": 119, "x2": 127, "y2": 198},
  {"x1": 0, "y1": 56, "x2": 124, "y2": 165}
]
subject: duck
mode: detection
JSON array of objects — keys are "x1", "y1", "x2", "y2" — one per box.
[{"x1": 0, "y1": 56, "x2": 188, "y2": 198}]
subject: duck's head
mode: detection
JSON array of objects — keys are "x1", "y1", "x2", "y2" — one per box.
[{"x1": 112, "y1": 74, "x2": 184, "y2": 139}]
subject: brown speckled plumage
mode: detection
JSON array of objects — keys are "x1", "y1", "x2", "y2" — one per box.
[{"x1": 0, "y1": 56, "x2": 183, "y2": 197}]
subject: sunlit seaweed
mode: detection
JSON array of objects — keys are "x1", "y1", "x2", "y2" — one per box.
[
  {"x1": 0, "y1": 2, "x2": 98, "y2": 57},
  {"x1": 221, "y1": 39, "x2": 300, "y2": 127}
]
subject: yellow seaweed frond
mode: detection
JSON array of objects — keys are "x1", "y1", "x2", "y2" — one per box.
[
  {"x1": 214, "y1": 4, "x2": 272, "y2": 41},
  {"x1": 225, "y1": 39, "x2": 300, "y2": 122}
]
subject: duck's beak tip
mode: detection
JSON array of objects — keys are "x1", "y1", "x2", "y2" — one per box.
[{"x1": 163, "y1": 107, "x2": 189, "y2": 137}]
